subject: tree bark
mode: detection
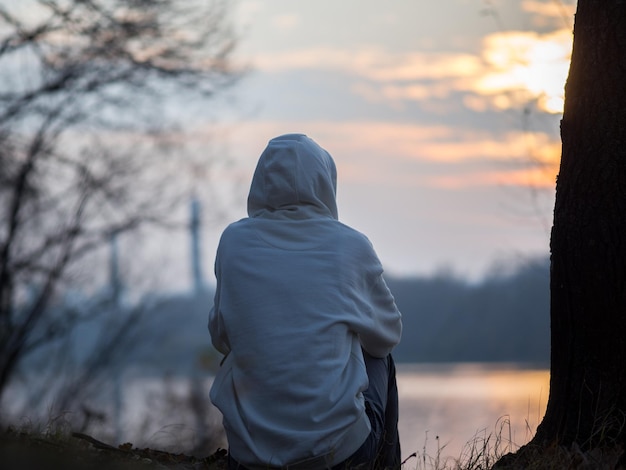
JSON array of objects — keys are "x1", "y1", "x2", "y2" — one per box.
[{"x1": 533, "y1": 0, "x2": 626, "y2": 449}]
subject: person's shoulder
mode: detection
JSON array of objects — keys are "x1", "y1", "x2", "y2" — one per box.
[
  {"x1": 335, "y1": 222, "x2": 377, "y2": 254},
  {"x1": 223, "y1": 217, "x2": 251, "y2": 232},
  {"x1": 334, "y1": 222, "x2": 384, "y2": 277},
  {"x1": 218, "y1": 218, "x2": 253, "y2": 244},
  {"x1": 336, "y1": 221, "x2": 371, "y2": 242}
]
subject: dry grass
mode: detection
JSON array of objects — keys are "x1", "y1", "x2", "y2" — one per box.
[
  {"x1": 4, "y1": 414, "x2": 625, "y2": 470},
  {"x1": 400, "y1": 415, "x2": 625, "y2": 470}
]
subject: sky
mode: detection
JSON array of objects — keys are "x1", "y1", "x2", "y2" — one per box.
[
  {"x1": 181, "y1": 0, "x2": 575, "y2": 283},
  {"x1": 1, "y1": 0, "x2": 574, "y2": 294}
]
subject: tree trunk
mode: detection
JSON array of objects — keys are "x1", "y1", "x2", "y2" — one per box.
[{"x1": 533, "y1": 0, "x2": 626, "y2": 449}]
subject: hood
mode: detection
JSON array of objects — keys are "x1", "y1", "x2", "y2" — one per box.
[{"x1": 247, "y1": 134, "x2": 338, "y2": 220}]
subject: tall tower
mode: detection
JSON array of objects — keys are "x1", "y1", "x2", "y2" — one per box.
[
  {"x1": 190, "y1": 196, "x2": 205, "y2": 295},
  {"x1": 109, "y1": 231, "x2": 122, "y2": 305}
]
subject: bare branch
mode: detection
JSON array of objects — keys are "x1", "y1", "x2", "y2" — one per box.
[{"x1": 0, "y1": 0, "x2": 242, "y2": 406}]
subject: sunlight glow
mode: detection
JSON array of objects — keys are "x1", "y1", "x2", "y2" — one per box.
[{"x1": 475, "y1": 29, "x2": 572, "y2": 114}]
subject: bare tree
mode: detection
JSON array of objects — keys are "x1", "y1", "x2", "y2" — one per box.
[{"x1": 0, "y1": 0, "x2": 241, "y2": 406}]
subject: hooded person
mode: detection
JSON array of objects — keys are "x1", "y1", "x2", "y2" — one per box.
[{"x1": 209, "y1": 134, "x2": 403, "y2": 470}]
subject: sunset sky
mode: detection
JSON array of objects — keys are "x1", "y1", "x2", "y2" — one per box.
[{"x1": 191, "y1": 0, "x2": 576, "y2": 282}]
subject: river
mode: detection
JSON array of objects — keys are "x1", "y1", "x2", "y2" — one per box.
[
  {"x1": 3, "y1": 362, "x2": 550, "y2": 464},
  {"x1": 396, "y1": 363, "x2": 549, "y2": 463}
]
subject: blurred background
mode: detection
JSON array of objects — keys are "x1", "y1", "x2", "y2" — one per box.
[{"x1": 0, "y1": 0, "x2": 572, "y2": 462}]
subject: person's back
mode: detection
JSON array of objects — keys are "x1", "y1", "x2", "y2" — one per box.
[{"x1": 209, "y1": 134, "x2": 403, "y2": 469}]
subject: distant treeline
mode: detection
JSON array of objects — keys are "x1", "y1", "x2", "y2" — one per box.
[
  {"x1": 23, "y1": 256, "x2": 550, "y2": 379},
  {"x1": 129, "y1": 256, "x2": 551, "y2": 368},
  {"x1": 387, "y1": 257, "x2": 550, "y2": 364}
]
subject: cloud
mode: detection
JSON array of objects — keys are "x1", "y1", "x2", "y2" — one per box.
[
  {"x1": 430, "y1": 167, "x2": 556, "y2": 190},
  {"x1": 254, "y1": 47, "x2": 481, "y2": 81},
  {"x1": 521, "y1": 0, "x2": 576, "y2": 28},
  {"x1": 201, "y1": 119, "x2": 560, "y2": 189},
  {"x1": 363, "y1": 53, "x2": 483, "y2": 82},
  {"x1": 253, "y1": 25, "x2": 571, "y2": 114}
]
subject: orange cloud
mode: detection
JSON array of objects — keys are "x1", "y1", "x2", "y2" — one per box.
[
  {"x1": 430, "y1": 167, "x2": 557, "y2": 190},
  {"x1": 197, "y1": 120, "x2": 560, "y2": 190},
  {"x1": 472, "y1": 29, "x2": 572, "y2": 113},
  {"x1": 254, "y1": 47, "x2": 481, "y2": 81},
  {"x1": 363, "y1": 53, "x2": 483, "y2": 82},
  {"x1": 254, "y1": 27, "x2": 571, "y2": 114}
]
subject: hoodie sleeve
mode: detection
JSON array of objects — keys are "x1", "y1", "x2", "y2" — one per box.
[
  {"x1": 209, "y1": 305, "x2": 230, "y2": 356},
  {"x1": 208, "y1": 254, "x2": 231, "y2": 356},
  {"x1": 357, "y1": 272, "x2": 403, "y2": 358},
  {"x1": 344, "y1": 235, "x2": 402, "y2": 358}
]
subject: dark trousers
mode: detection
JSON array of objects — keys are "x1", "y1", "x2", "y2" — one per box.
[
  {"x1": 228, "y1": 351, "x2": 401, "y2": 470},
  {"x1": 335, "y1": 351, "x2": 401, "y2": 470}
]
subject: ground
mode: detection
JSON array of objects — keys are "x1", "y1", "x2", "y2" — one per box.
[{"x1": 0, "y1": 428, "x2": 228, "y2": 470}]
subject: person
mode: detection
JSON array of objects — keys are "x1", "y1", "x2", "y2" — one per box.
[{"x1": 208, "y1": 134, "x2": 403, "y2": 470}]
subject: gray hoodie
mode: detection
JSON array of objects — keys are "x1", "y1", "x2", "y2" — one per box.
[{"x1": 209, "y1": 134, "x2": 402, "y2": 468}]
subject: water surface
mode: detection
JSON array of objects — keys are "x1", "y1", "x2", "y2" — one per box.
[{"x1": 397, "y1": 363, "x2": 550, "y2": 462}]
